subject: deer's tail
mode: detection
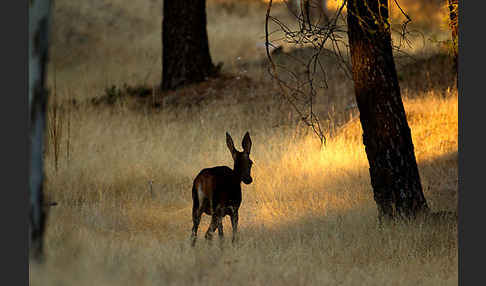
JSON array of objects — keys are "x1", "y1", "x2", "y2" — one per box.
[{"x1": 192, "y1": 182, "x2": 199, "y2": 211}]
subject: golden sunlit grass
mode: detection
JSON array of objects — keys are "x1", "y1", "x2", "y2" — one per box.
[{"x1": 32, "y1": 0, "x2": 457, "y2": 285}]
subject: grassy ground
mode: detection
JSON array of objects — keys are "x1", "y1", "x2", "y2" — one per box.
[{"x1": 31, "y1": 1, "x2": 457, "y2": 285}]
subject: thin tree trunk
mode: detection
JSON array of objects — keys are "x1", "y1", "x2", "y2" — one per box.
[
  {"x1": 29, "y1": 0, "x2": 51, "y2": 262},
  {"x1": 448, "y1": 0, "x2": 458, "y2": 85},
  {"x1": 161, "y1": 0, "x2": 218, "y2": 90},
  {"x1": 346, "y1": 0, "x2": 429, "y2": 221},
  {"x1": 288, "y1": 0, "x2": 329, "y2": 26}
]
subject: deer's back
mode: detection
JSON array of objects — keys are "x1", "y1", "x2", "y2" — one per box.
[{"x1": 193, "y1": 166, "x2": 241, "y2": 213}]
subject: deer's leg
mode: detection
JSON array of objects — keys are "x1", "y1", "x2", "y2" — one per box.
[
  {"x1": 191, "y1": 205, "x2": 202, "y2": 247},
  {"x1": 205, "y1": 213, "x2": 219, "y2": 241},
  {"x1": 230, "y1": 210, "x2": 239, "y2": 244},
  {"x1": 217, "y1": 221, "x2": 224, "y2": 239},
  {"x1": 217, "y1": 210, "x2": 224, "y2": 241},
  {"x1": 205, "y1": 198, "x2": 219, "y2": 241}
]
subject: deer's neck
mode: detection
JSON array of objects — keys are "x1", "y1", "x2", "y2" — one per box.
[{"x1": 232, "y1": 165, "x2": 244, "y2": 183}]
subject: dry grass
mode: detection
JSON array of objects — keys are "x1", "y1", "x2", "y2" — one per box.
[
  {"x1": 32, "y1": 0, "x2": 457, "y2": 285},
  {"x1": 33, "y1": 87, "x2": 458, "y2": 286}
]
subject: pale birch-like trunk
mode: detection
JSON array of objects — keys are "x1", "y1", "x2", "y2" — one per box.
[{"x1": 29, "y1": 0, "x2": 52, "y2": 262}]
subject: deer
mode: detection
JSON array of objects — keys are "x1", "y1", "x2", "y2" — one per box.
[{"x1": 190, "y1": 132, "x2": 253, "y2": 246}]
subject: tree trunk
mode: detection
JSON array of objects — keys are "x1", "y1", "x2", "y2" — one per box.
[
  {"x1": 162, "y1": 0, "x2": 218, "y2": 90},
  {"x1": 288, "y1": 0, "x2": 329, "y2": 26},
  {"x1": 29, "y1": 0, "x2": 51, "y2": 262},
  {"x1": 448, "y1": 0, "x2": 458, "y2": 84},
  {"x1": 346, "y1": 0, "x2": 429, "y2": 221}
]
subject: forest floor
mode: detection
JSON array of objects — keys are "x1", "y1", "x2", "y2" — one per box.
[{"x1": 31, "y1": 1, "x2": 457, "y2": 285}]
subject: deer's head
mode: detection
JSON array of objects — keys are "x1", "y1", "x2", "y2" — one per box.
[{"x1": 226, "y1": 132, "x2": 253, "y2": 185}]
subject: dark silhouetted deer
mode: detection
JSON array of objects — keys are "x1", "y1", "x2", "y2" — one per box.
[{"x1": 191, "y1": 132, "x2": 253, "y2": 246}]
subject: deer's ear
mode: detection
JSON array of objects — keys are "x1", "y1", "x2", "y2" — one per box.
[
  {"x1": 226, "y1": 132, "x2": 237, "y2": 159},
  {"x1": 242, "y1": 132, "x2": 252, "y2": 154}
]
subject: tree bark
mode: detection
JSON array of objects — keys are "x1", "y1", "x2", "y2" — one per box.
[
  {"x1": 346, "y1": 0, "x2": 429, "y2": 221},
  {"x1": 162, "y1": 0, "x2": 218, "y2": 90},
  {"x1": 448, "y1": 0, "x2": 458, "y2": 84},
  {"x1": 29, "y1": 0, "x2": 51, "y2": 262}
]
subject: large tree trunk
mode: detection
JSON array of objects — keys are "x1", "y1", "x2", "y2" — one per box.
[
  {"x1": 346, "y1": 0, "x2": 429, "y2": 221},
  {"x1": 162, "y1": 0, "x2": 218, "y2": 90},
  {"x1": 29, "y1": 0, "x2": 51, "y2": 261}
]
